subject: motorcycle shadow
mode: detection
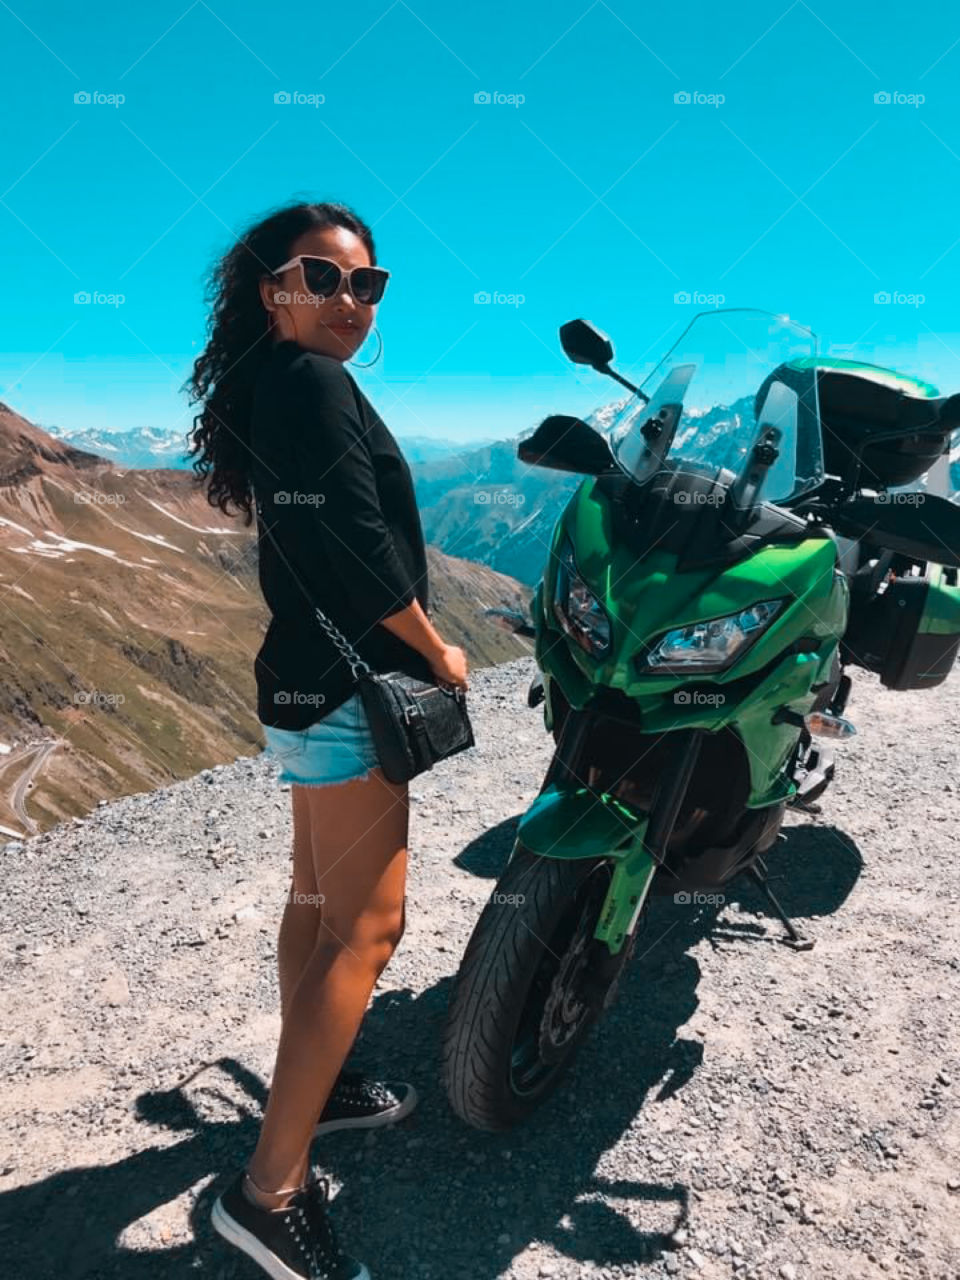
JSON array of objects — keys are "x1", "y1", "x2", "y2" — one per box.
[{"x1": 760, "y1": 820, "x2": 863, "y2": 919}]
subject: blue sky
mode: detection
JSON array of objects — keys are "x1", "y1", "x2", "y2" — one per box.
[{"x1": 2, "y1": 0, "x2": 959, "y2": 445}]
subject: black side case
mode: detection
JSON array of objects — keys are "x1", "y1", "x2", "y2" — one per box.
[{"x1": 842, "y1": 571, "x2": 960, "y2": 690}]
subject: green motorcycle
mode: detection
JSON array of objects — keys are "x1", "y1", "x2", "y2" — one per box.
[{"x1": 442, "y1": 307, "x2": 960, "y2": 1131}]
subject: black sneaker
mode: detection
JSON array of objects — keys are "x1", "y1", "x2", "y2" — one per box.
[
  {"x1": 315, "y1": 1069, "x2": 418, "y2": 1136},
  {"x1": 211, "y1": 1164, "x2": 369, "y2": 1280}
]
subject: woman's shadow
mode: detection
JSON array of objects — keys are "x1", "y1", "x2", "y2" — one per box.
[{"x1": 3, "y1": 814, "x2": 861, "y2": 1279}]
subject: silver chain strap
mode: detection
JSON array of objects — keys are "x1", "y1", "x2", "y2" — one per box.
[
  {"x1": 256, "y1": 499, "x2": 374, "y2": 682},
  {"x1": 309, "y1": 603, "x2": 374, "y2": 680}
]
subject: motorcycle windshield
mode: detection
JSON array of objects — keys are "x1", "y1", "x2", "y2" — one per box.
[{"x1": 595, "y1": 309, "x2": 824, "y2": 505}]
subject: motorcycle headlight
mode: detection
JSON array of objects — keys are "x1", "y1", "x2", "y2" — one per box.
[
  {"x1": 643, "y1": 599, "x2": 786, "y2": 673},
  {"x1": 551, "y1": 533, "x2": 612, "y2": 657}
]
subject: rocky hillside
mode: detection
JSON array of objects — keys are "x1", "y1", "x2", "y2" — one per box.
[
  {"x1": 0, "y1": 401, "x2": 531, "y2": 834},
  {"x1": 412, "y1": 434, "x2": 582, "y2": 586},
  {"x1": 1, "y1": 656, "x2": 958, "y2": 1279}
]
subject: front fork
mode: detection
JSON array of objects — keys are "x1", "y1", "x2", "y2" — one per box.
[
  {"x1": 517, "y1": 701, "x2": 705, "y2": 957},
  {"x1": 595, "y1": 728, "x2": 704, "y2": 953}
]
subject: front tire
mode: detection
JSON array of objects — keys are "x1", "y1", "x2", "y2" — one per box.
[{"x1": 442, "y1": 844, "x2": 617, "y2": 1131}]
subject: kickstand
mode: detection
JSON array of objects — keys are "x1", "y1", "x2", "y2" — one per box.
[{"x1": 747, "y1": 862, "x2": 815, "y2": 951}]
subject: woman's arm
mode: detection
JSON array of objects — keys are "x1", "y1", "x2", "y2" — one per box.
[{"x1": 378, "y1": 599, "x2": 469, "y2": 688}]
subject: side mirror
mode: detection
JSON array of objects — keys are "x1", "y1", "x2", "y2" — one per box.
[
  {"x1": 559, "y1": 318, "x2": 644, "y2": 398},
  {"x1": 517, "y1": 414, "x2": 617, "y2": 476},
  {"x1": 559, "y1": 319, "x2": 615, "y2": 370}
]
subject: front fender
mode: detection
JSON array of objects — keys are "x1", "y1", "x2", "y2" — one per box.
[
  {"x1": 516, "y1": 783, "x2": 645, "y2": 859},
  {"x1": 515, "y1": 783, "x2": 656, "y2": 956}
]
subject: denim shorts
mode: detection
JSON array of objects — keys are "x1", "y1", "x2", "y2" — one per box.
[{"x1": 261, "y1": 691, "x2": 381, "y2": 787}]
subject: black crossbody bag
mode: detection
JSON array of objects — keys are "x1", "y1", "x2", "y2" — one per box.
[{"x1": 256, "y1": 502, "x2": 475, "y2": 784}]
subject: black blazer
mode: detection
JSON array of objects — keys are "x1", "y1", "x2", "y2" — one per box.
[{"x1": 250, "y1": 339, "x2": 431, "y2": 730}]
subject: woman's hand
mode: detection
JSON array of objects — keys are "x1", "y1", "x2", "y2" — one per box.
[
  {"x1": 378, "y1": 601, "x2": 469, "y2": 690},
  {"x1": 429, "y1": 643, "x2": 469, "y2": 690}
]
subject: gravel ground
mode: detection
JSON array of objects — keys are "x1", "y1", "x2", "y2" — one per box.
[{"x1": 1, "y1": 656, "x2": 958, "y2": 1280}]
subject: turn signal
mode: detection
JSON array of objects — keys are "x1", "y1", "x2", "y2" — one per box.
[{"x1": 805, "y1": 712, "x2": 857, "y2": 739}]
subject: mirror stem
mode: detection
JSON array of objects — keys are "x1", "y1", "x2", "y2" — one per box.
[{"x1": 599, "y1": 364, "x2": 647, "y2": 401}]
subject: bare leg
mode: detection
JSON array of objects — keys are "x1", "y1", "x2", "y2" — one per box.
[
  {"x1": 277, "y1": 786, "x2": 321, "y2": 1022},
  {"x1": 246, "y1": 767, "x2": 410, "y2": 1203}
]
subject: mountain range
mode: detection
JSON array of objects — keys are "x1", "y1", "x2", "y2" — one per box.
[
  {"x1": 42, "y1": 423, "x2": 491, "y2": 471},
  {"x1": 0, "y1": 403, "x2": 531, "y2": 835}
]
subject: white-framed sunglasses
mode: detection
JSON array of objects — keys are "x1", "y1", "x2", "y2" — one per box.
[{"x1": 272, "y1": 254, "x2": 390, "y2": 305}]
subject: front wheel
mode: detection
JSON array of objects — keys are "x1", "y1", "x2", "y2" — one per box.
[{"x1": 442, "y1": 844, "x2": 626, "y2": 1131}]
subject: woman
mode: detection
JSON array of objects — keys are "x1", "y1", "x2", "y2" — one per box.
[{"x1": 186, "y1": 199, "x2": 468, "y2": 1280}]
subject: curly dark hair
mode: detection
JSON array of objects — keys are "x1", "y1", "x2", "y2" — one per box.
[{"x1": 183, "y1": 200, "x2": 377, "y2": 527}]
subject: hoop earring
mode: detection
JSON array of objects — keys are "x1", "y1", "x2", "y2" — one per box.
[{"x1": 349, "y1": 324, "x2": 383, "y2": 368}]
